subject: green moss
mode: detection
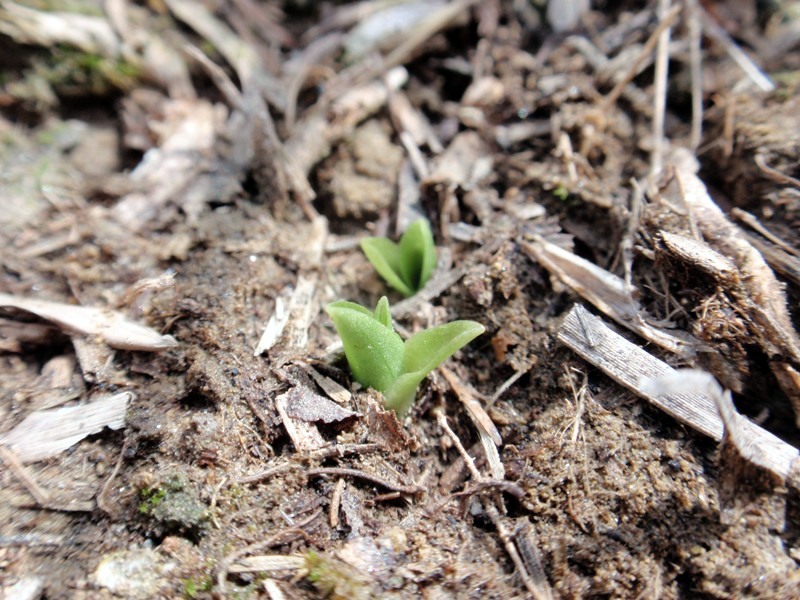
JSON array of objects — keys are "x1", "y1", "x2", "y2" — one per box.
[
  {"x1": 6, "y1": 45, "x2": 141, "y2": 109},
  {"x1": 304, "y1": 550, "x2": 369, "y2": 600},
  {"x1": 138, "y1": 487, "x2": 167, "y2": 514},
  {"x1": 553, "y1": 184, "x2": 569, "y2": 201},
  {"x1": 138, "y1": 475, "x2": 207, "y2": 535},
  {"x1": 183, "y1": 575, "x2": 213, "y2": 598}
]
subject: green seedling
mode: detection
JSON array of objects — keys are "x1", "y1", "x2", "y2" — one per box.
[
  {"x1": 326, "y1": 296, "x2": 484, "y2": 416},
  {"x1": 360, "y1": 218, "x2": 437, "y2": 297}
]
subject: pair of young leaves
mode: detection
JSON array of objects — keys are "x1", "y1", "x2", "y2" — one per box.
[
  {"x1": 360, "y1": 218, "x2": 437, "y2": 297},
  {"x1": 326, "y1": 297, "x2": 484, "y2": 416},
  {"x1": 328, "y1": 218, "x2": 483, "y2": 415}
]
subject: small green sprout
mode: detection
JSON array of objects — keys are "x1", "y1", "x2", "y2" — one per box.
[
  {"x1": 326, "y1": 296, "x2": 484, "y2": 416},
  {"x1": 360, "y1": 218, "x2": 437, "y2": 297}
]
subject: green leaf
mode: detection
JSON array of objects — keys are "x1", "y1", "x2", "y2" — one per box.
[
  {"x1": 326, "y1": 297, "x2": 484, "y2": 417},
  {"x1": 398, "y1": 218, "x2": 436, "y2": 292},
  {"x1": 360, "y1": 237, "x2": 414, "y2": 297},
  {"x1": 372, "y1": 295, "x2": 393, "y2": 329},
  {"x1": 360, "y1": 219, "x2": 437, "y2": 297},
  {"x1": 383, "y1": 320, "x2": 485, "y2": 415},
  {"x1": 402, "y1": 320, "x2": 485, "y2": 374},
  {"x1": 326, "y1": 300, "x2": 404, "y2": 393},
  {"x1": 382, "y1": 371, "x2": 430, "y2": 417}
]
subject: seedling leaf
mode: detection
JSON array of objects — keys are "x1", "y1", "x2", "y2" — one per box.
[
  {"x1": 326, "y1": 299, "x2": 404, "y2": 393},
  {"x1": 360, "y1": 218, "x2": 437, "y2": 297},
  {"x1": 360, "y1": 237, "x2": 414, "y2": 297},
  {"x1": 398, "y1": 218, "x2": 437, "y2": 292},
  {"x1": 327, "y1": 297, "x2": 484, "y2": 417},
  {"x1": 383, "y1": 320, "x2": 485, "y2": 415},
  {"x1": 403, "y1": 320, "x2": 486, "y2": 375},
  {"x1": 373, "y1": 295, "x2": 393, "y2": 329}
]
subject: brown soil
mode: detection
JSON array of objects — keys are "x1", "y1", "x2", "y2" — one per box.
[{"x1": 2, "y1": 1, "x2": 800, "y2": 598}]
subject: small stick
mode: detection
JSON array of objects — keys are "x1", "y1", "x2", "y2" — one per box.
[
  {"x1": 217, "y1": 515, "x2": 319, "y2": 593},
  {"x1": 436, "y1": 411, "x2": 481, "y2": 482},
  {"x1": 601, "y1": 5, "x2": 682, "y2": 112},
  {"x1": 651, "y1": 0, "x2": 673, "y2": 175},
  {"x1": 0, "y1": 445, "x2": 50, "y2": 506},
  {"x1": 489, "y1": 368, "x2": 529, "y2": 403},
  {"x1": 732, "y1": 207, "x2": 800, "y2": 257},
  {"x1": 237, "y1": 464, "x2": 295, "y2": 485},
  {"x1": 436, "y1": 411, "x2": 552, "y2": 600},
  {"x1": 284, "y1": 33, "x2": 342, "y2": 132},
  {"x1": 701, "y1": 10, "x2": 775, "y2": 92},
  {"x1": 753, "y1": 153, "x2": 800, "y2": 189},
  {"x1": 575, "y1": 306, "x2": 598, "y2": 349},
  {"x1": 236, "y1": 443, "x2": 384, "y2": 485},
  {"x1": 97, "y1": 438, "x2": 130, "y2": 515},
  {"x1": 185, "y1": 44, "x2": 243, "y2": 108},
  {"x1": 307, "y1": 467, "x2": 422, "y2": 495},
  {"x1": 457, "y1": 480, "x2": 527, "y2": 499},
  {"x1": 329, "y1": 478, "x2": 345, "y2": 528},
  {"x1": 687, "y1": 0, "x2": 703, "y2": 149}
]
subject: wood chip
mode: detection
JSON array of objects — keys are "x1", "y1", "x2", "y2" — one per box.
[
  {"x1": 658, "y1": 230, "x2": 738, "y2": 283},
  {"x1": 558, "y1": 304, "x2": 722, "y2": 439},
  {"x1": 0, "y1": 392, "x2": 132, "y2": 463},
  {"x1": 255, "y1": 274, "x2": 319, "y2": 359},
  {"x1": 254, "y1": 296, "x2": 288, "y2": 356},
  {"x1": 562, "y1": 305, "x2": 800, "y2": 482},
  {"x1": 642, "y1": 370, "x2": 799, "y2": 480},
  {"x1": 0, "y1": 293, "x2": 178, "y2": 352},
  {"x1": 228, "y1": 554, "x2": 305, "y2": 574},
  {"x1": 301, "y1": 364, "x2": 352, "y2": 405},
  {"x1": 667, "y1": 152, "x2": 800, "y2": 421},
  {"x1": 523, "y1": 237, "x2": 698, "y2": 358}
]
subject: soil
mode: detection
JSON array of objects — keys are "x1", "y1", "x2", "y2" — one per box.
[{"x1": 2, "y1": 1, "x2": 800, "y2": 598}]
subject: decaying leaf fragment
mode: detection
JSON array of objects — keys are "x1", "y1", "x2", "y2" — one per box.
[
  {"x1": 285, "y1": 386, "x2": 360, "y2": 424},
  {"x1": 275, "y1": 388, "x2": 326, "y2": 452}
]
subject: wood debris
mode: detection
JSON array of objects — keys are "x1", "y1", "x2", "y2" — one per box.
[
  {"x1": 440, "y1": 365, "x2": 503, "y2": 479},
  {"x1": 307, "y1": 466, "x2": 422, "y2": 496},
  {"x1": 255, "y1": 272, "x2": 320, "y2": 360},
  {"x1": 275, "y1": 389, "x2": 326, "y2": 452},
  {"x1": 559, "y1": 304, "x2": 800, "y2": 482},
  {"x1": 228, "y1": 554, "x2": 305, "y2": 575},
  {"x1": 3, "y1": 1, "x2": 800, "y2": 598},
  {"x1": 0, "y1": 293, "x2": 178, "y2": 351},
  {"x1": 657, "y1": 151, "x2": 800, "y2": 422},
  {"x1": 642, "y1": 369, "x2": 799, "y2": 481},
  {"x1": 0, "y1": 391, "x2": 132, "y2": 463},
  {"x1": 522, "y1": 237, "x2": 699, "y2": 358}
]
